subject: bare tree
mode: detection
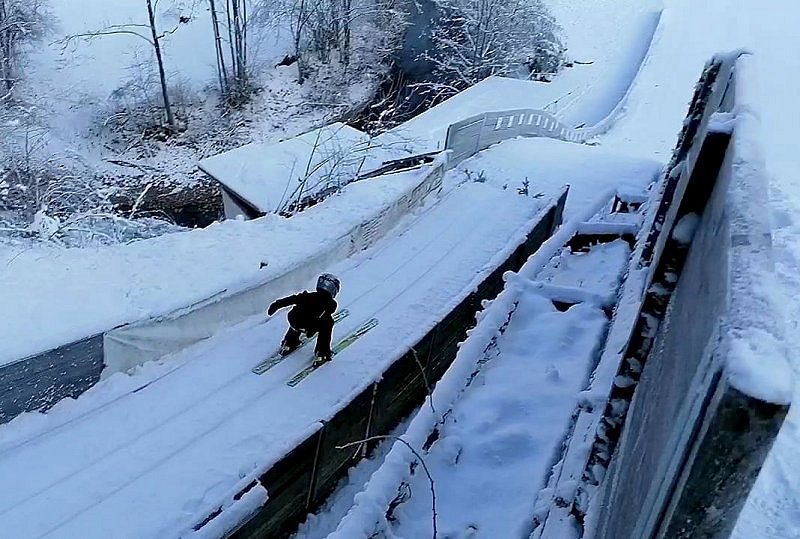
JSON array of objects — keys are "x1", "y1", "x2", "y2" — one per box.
[
  {"x1": 286, "y1": 0, "x2": 402, "y2": 85},
  {"x1": 208, "y1": 0, "x2": 250, "y2": 103},
  {"x1": 0, "y1": 0, "x2": 48, "y2": 96},
  {"x1": 288, "y1": 0, "x2": 311, "y2": 84},
  {"x1": 60, "y1": 0, "x2": 190, "y2": 130},
  {"x1": 427, "y1": 0, "x2": 564, "y2": 93},
  {"x1": 145, "y1": 0, "x2": 175, "y2": 127}
]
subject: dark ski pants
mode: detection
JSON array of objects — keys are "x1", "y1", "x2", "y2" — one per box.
[{"x1": 282, "y1": 318, "x2": 333, "y2": 355}]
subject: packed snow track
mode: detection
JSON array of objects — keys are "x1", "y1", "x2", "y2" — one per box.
[{"x1": 0, "y1": 181, "x2": 552, "y2": 538}]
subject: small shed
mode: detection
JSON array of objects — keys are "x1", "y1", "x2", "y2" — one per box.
[{"x1": 199, "y1": 123, "x2": 381, "y2": 219}]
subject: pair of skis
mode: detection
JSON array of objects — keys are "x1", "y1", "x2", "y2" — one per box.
[
  {"x1": 252, "y1": 309, "x2": 379, "y2": 387},
  {"x1": 252, "y1": 309, "x2": 350, "y2": 375}
]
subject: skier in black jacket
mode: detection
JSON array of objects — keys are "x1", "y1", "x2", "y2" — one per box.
[{"x1": 268, "y1": 273, "x2": 341, "y2": 363}]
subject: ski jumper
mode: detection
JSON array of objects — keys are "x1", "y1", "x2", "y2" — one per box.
[{"x1": 269, "y1": 290, "x2": 337, "y2": 358}]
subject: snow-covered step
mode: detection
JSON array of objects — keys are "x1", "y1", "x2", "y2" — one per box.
[{"x1": 535, "y1": 239, "x2": 633, "y2": 308}]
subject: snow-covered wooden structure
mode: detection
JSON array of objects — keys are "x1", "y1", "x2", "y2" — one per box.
[{"x1": 199, "y1": 123, "x2": 382, "y2": 219}]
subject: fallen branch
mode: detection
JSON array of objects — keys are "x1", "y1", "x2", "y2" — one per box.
[{"x1": 337, "y1": 434, "x2": 438, "y2": 538}]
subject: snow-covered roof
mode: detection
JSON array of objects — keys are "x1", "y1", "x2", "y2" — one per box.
[{"x1": 199, "y1": 123, "x2": 382, "y2": 213}]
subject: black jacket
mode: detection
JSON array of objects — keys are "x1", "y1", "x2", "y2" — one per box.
[{"x1": 271, "y1": 290, "x2": 337, "y2": 330}]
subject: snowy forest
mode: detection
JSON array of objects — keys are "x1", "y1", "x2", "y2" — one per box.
[{"x1": 0, "y1": 0, "x2": 564, "y2": 247}]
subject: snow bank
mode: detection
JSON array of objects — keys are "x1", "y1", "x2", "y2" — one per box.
[{"x1": 386, "y1": 298, "x2": 608, "y2": 538}]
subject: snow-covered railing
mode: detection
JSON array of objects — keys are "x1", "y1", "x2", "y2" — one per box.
[
  {"x1": 445, "y1": 109, "x2": 583, "y2": 166},
  {"x1": 534, "y1": 52, "x2": 791, "y2": 539}
]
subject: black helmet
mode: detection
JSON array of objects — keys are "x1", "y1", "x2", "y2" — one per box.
[{"x1": 317, "y1": 273, "x2": 340, "y2": 297}]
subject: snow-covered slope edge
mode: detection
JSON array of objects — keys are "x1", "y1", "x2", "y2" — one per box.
[
  {"x1": 724, "y1": 53, "x2": 793, "y2": 404},
  {"x1": 553, "y1": 52, "x2": 791, "y2": 539}
]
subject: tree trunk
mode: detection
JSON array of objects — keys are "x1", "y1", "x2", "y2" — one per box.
[
  {"x1": 241, "y1": 0, "x2": 247, "y2": 75},
  {"x1": 145, "y1": 0, "x2": 175, "y2": 128},
  {"x1": 342, "y1": 0, "x2": 351, "y2": 66},
  {"x1": 0, "y1": 0, "x2": 13, "y2": 92},
  {"x1": 209, "y1": 0, "x2": 228, "y2": 95},
  {"x1": 231, "y1": 0, "x2": 244, "y2": 86},
  {"x1": 225, "y1": 0, "x2": 237, "y2": 85},
  {"x1": 294, "y1": 0, "x2": 306, "y2": 84}
]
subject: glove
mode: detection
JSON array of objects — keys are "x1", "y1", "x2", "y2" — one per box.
[{"x1": 267, "y1": 302, "x2": 279, "y2": 316}]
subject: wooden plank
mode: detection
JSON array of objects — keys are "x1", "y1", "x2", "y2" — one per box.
[
  {"x1": 309, "y1": 388, "x2": 375, "y2": 507},
  {"x1": 231, "y1": 427, "x2": 323, "y2": 538}
]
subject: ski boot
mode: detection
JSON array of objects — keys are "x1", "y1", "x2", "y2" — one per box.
[
  {"x1": 280, "y1": 342, "x2": 299, "y2": 356},
  {"x1": 313, "y1": 351, "x2": 332, "y2": 367}
]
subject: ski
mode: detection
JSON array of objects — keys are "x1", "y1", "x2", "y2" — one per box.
[
  {"x1": 252, "y1": 309, "x2": 350, "y2": 375},
  {"x1": 287, "y1": 317, "x2": 379, "y2": 386}
]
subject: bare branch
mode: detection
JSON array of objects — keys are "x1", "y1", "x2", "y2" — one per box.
[
  {"x1": 57, "y1": 29, "x2": 154, "y2": 48},
  {"x1": 337, "y1": 434, "x2": 438, "y2": 538}
]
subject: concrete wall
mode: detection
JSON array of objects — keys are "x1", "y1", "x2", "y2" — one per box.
[
  {"x1": 585, "y1": 54, "x2": 788, "y2": 539},
  {"x1": 535, "y1": 52, "x2": 789, "y2": 539},
  {"x1": 0, "y1": 335, "x2": 104, "y2": 424}
]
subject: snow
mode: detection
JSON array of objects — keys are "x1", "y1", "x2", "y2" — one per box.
[
  {"x1": 3, "y1": 0, "x2": 799, "y2": 535},
  {"x1": 198, "y1": 123, "x2": 385, "y2": 214},
  {"x1": 0, "y1": 179, "x2": 550, "y2": 538},
  {"x1": 384, "y1": 297, "x2": 607, "y2": 538},
  {"x1": 542, "y1": 0, "x2": 662, "y2": 127},
  {"x1": 453, "y1": 136, "x2": 661, "y2": 218},
  {"x1": 374, "y1": 0, "x2": 661, "y2": 154},
  {"x1": 0, "y1": 169, "x2": 424, "y2": 366},
  {"x1": 537, "y1": 239, "x2": 632, "y2": 306},
  {"x1": 293, "y1": 419, "x2": 411, "y2": 539},
  {"x1": 671, "y1": 213, "x2": 699, "y2": 245},
  {"x1": 326, "y1": 207, "x2": 632, "y2": 538},
  {"x1": 24, "y1": 0, "x2": 295, "y2": 136}
]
